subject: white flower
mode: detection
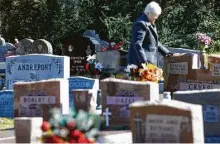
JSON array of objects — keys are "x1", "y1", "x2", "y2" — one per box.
[
  {"x1": 124, "y1": 64, "x2": 138, "y2": 73},
  {"x1": 86, "y1": 54, "x2": 96, "y2": 61}
]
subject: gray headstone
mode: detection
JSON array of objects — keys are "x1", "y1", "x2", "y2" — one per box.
[
  {"x1": 97, "y1": 50, "x2": 121, "y2": 73},
  {"x1": 6, "y1": 54, "x2": 70, "y2": 90},
  {"x1": 15, "y1": 117, "x2": 43, "y2": 143},
  {"x1": 16, "y1": 38, "x2": 34, "y2": 55},
  {"x1": 173, "y1": 89, "x2": 220, "y2": 143},
  {"x1": 31, "y1": 39, "x2": 53, "y2": 54}
]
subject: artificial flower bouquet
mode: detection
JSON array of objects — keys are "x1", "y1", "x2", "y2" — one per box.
[
  {"x1": 124, "y1": 63, "x2": 163, "y2": 83},
  {"x1": 85, "y1": 55, "x2": 104, "y2": 76},
  {"x1": 40, "y1": 108, "x2": 102, "y2": 143},
  {"x1": 196, "y1": 32, "x2": 212, "y2": 51}
]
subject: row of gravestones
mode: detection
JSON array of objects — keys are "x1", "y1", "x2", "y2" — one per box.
[
  {"x1": 0, "y1": 77, "x2": 99, "y2": 118},
  {"x1": 4, "y1": 53, "x2": 100, "y2": 108},
  {"x1": 9, "y1": 76, "x2": 220, "y2": 143},
  {"x1": 62, "y1": 33, "x2": 128, "y2": 75},
  {"x1": 0, "y1": 35, "x2": 128, "y2": 76},
  {"x1": 1, "y1": 35, "x2": 200, "y2": 77},
  {"x1": 16, "y1": 38, "x2": 53, "y2": 55},
  {"x1": 2, "y1": 51, "x2": 220, "y2": 143}
]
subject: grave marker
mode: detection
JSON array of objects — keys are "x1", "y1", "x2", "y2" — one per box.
[
  {"x1": 72, "y1": 89, "x2": 97, "y2": 113},
  {"x1": 173, "y1": 89, "x2": 220, "y2": 143},
  {"x1": 63, "y1": 35, "x2": 96, "y2": 75},
  {"x1": 0, "y1": 90, "x2": 13, "y2": 118},
  {"x1": 101, "y1": 78, "x2": 159, "y2": 127},
  {"x1": 13, "y1": 79, "x2": 69, "y2": 120},
  {"x1": 130, "y1": 100, "x2": 204, "y2": 143},
  {"x1": 68, "y1": 76, "x2": 99, "y2": 109},
  {"x1": 15, "y1": 117, "x2": 43, "y2": 143},
  {"x1": 16, "y1": 38, "x2": 34, "y2": 55},
  {"x1": 6, "y1": 54, "x2": 70, "y2": 89},
  {"x1": 31, "y1": 39, "x2": 53, "y2": 54}
]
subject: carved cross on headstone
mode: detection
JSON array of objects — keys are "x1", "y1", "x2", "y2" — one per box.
[
  {"x1": 134, "y1": 113, "x2": 142, "y2": 142},
  {"x1": 103, "y1": 108, "x2": 112, "y2": 127}
]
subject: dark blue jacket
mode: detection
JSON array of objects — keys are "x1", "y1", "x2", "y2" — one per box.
[{"x1": 128, "y1": 13, "x2": 170, "y2": 66}]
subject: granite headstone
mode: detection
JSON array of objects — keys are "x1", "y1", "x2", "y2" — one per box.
[
  {"x1": 6, "y1": 54, "x2": 70, "y2": 90},
  {"x1": 173, "y1": 89, "x2": 220, "y2": 143},
  {"x1": 101, "y1": 78, "x2": 159, "y2": 127},
  {"x1": 97, "y1": 49, "x2": 128, "y2": 73},
  {"x1": 13, "y1": 79, "x2": 69, "y2": 120},
  {"x1": 0, "y1": 90, "x2": 13, "y2": 118},
  {"x1": 130, "y1": 100, "x2": 204, "y2": 143},
  {"x1": 68, "y1": 76, "x2": 99, "y2": 109},
  {"x1": 31, "y1": 39, "x2": 53, "y2": 54},
  {"x1": 63, "y1": 35, "x2": 96, "y2": 75},
  {"x1": 16, "y1": 38, "x2": 34, "y2": 55}
]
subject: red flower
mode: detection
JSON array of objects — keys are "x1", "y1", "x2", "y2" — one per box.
[
  {"x1": 77, "y1": 135, "x2": 89, "y2": 143},
  {"x1": 69, "y1": 129, "x2": 83, "y2": 139},
  {"x1": 45, "y1": 135, "x2": 63, "y2": 143},
  {"x1": 113, "y1": 42, "x2": 124, "y2": 50},
  {"x1": 51, "y1": 135, "x2": 64, "y2": 143},
  {"x1": 85, "y1": 63, "x2": 90, "y2": 71},
  {"x1": 44, "y1": 136, "x2": 53, "y2": 143},
  {"x1": 67, "y1": 121, "x2": 75, "y2": 130},
  {"x1": 41, "y1": 121, "x2": 51, "y2": 132},
  {"x1": 69, "y1": 139, "x2": 77, "y2": 143}
]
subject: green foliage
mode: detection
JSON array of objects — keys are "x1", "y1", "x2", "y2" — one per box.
[{"x1": 100, "y1": 13, "x2": 132, "y2": 49}]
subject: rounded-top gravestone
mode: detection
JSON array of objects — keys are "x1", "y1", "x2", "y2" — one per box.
[
  {"x1": 0, "y1": 37, "x2": 5, "y2": 45},
  {"x1": 16, "y1": 38, "x2": 34, "y2": 55},
  {"x1": 31, "y1": 39, "x2": 53, "y2": 54}
]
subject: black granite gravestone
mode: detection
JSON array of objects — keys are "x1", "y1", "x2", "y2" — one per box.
[{"x1": 63, "y1": 34, "x2": 101, "y2": 76}]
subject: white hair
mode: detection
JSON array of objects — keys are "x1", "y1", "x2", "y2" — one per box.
[{"x1": 144, "y1": 1, "x2": 162, "y2": 15}]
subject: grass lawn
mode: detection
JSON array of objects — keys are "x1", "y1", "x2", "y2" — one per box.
[{"x1": 0, "y1": 118, "x2": 14, "y2": 130}]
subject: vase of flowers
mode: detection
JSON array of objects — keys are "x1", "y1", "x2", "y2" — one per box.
[
  {"x1": 196, "y1": 33, "x2": 212, "y2": 69},
  {"x1": 85, "y1": 54, "x2": 104, "y2": 78},
  {"x1": 124, "y1": 63, "x2": 163, "y2": 83}
]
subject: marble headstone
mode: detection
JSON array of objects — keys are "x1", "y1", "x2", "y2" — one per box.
[{"x1": 6, "y1": 54, "x2": 70, "y2": 90}]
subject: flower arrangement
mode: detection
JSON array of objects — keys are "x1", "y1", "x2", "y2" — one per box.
[
  {"x1": 85, "y1": 55, "x2": 104, "y2": 76},
  {"x1": 40, "y1": 108, "x2": 102, "y2": 143},
  {"x1": 124, "y1": 63, "x2": 163, "y2": 83},
  {"x1": 196, "y1": 33, "x2": 212, "y2": 51}
]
